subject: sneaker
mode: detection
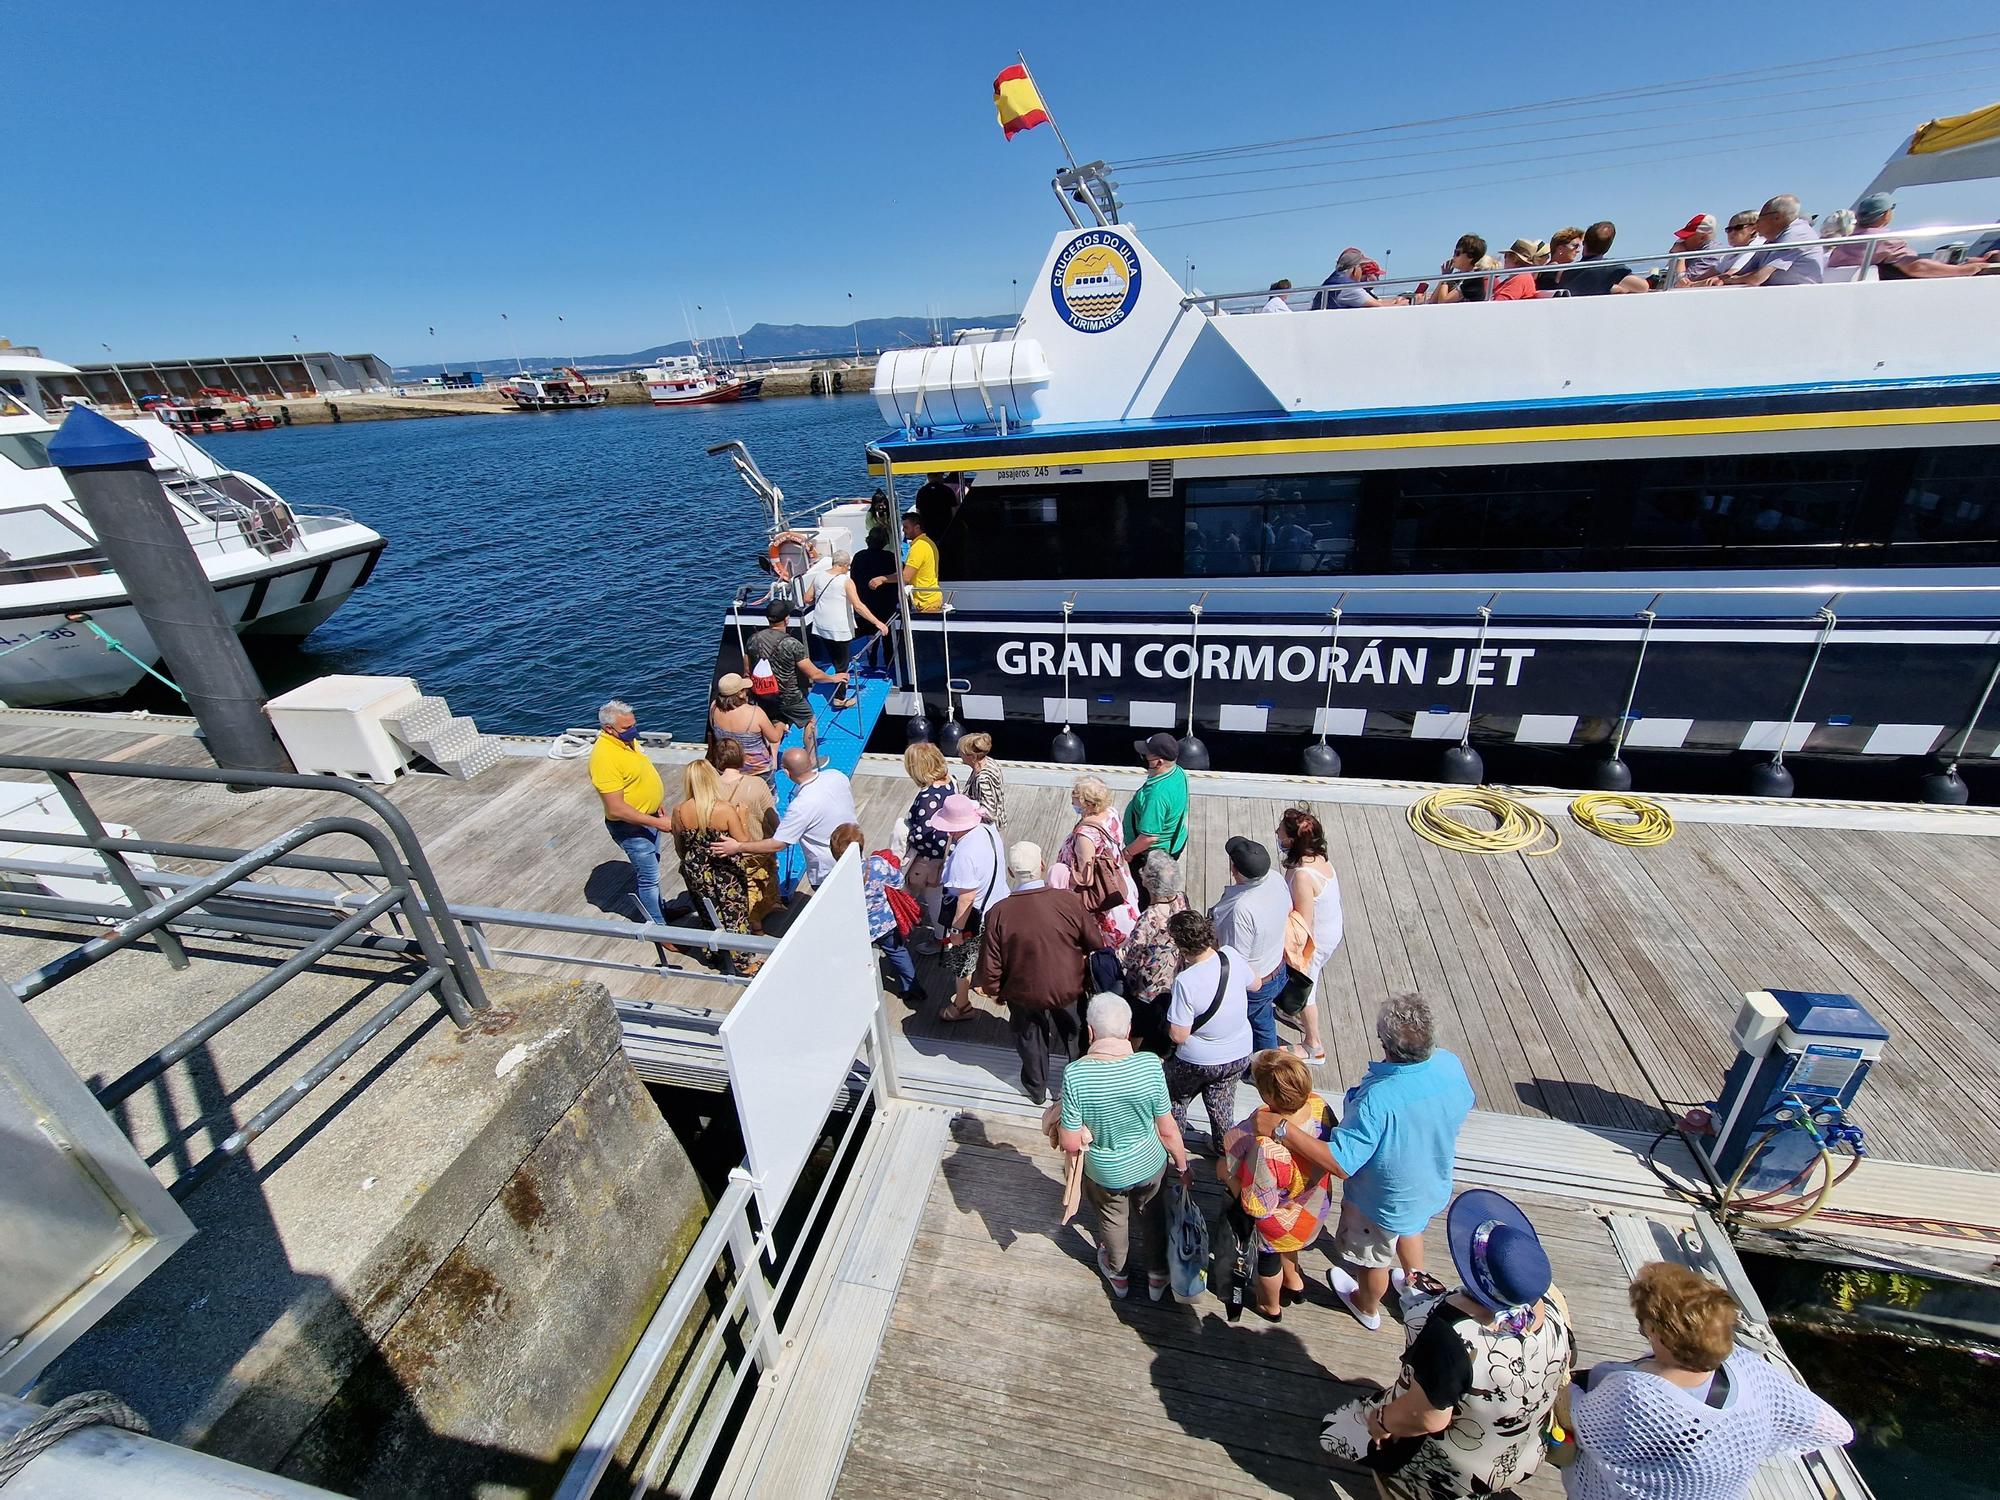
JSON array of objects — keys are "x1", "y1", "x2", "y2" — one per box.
[
  {"x1": 901, "y1": 981, "x2": 928, "y2": 1010},
  {"x1": 1327, "y1": 1265, "x2": 1382, "y2": 1331},
  {"x1": 1391, "y1": 1267, "x2": 1407, "y2": 1295},
  {"x1": 1097, "y1": 1246, "x2": 1129, "y2": 1299},
  {"x1": 1147, "y1": 1272, "x2": 1169, "y2": 1303}
]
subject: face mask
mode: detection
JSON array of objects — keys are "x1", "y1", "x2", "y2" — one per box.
[
  {"x1": 615, "y1": 724, "x2": 640, "y2": 744},
  {"x1": 1072, "y1": 803, "x2": 1084, "y2": 816}
]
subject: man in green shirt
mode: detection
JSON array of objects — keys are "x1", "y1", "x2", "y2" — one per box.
[{"x1": 1124, "y1": 733, "x2": 1190, "y2": 903}]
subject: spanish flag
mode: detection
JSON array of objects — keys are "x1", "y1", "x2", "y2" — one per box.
[{"x1": 994, "y1": 63, "x2": 1049, "y2": 141}]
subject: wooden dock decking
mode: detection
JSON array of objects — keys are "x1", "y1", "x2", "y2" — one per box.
[{"x1": 6, "y1": 714, "x2": 2000, "y2": 1176}]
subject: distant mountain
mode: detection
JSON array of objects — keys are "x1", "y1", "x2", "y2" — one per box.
[{"x1": 391, "y1": 315, "x2": 1013, "y2": 378}]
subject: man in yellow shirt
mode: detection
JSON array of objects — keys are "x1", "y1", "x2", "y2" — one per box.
[
  {"x1": 901, "y1": 512, "x2": 942, "y2": 613},
  {"x1": 589, "y1": 698, "x2": 671, "y2": 930}
]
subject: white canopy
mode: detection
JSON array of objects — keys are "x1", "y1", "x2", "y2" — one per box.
[{"x1": 1863, "y1": 101, "x2": 2000, "y2": 198}]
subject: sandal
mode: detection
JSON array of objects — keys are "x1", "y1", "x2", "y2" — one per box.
[
  {"x1": 1284, "y1": 1043, "x2": 1327, "y2": 1064},
  {"x1": 938, "y1": 1002, "x2": 978, "y2": 1023}
]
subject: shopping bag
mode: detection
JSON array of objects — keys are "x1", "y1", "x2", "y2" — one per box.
[{"x1": 1165, "y1": 1175, "x2": 1209, "y2": 1303}]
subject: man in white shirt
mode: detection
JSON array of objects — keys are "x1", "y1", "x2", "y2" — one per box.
[
  {"x1": 713, "y1": 747, "x2": 856, "y2": 888},
  {"x1": 1720, "y1": 195, "x2": 1824, "y2": 287},
  {"x1": 1208, "y1": 836, "x2": 1292, "y2": 1053},
  {"x1": 1163, "y1": 910, "x2": 1254, "y2": 1148}
]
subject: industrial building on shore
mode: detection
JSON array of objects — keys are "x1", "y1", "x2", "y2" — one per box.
[{"x1": 1, "y1": 344, "x2": 393, "y2": 408}]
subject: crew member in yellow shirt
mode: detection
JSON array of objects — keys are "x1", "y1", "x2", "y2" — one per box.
[
  {"x1": 901, "y1": 511, "x2": 942, "y2": 613},
  {"x1": 589, "y1": 698, "x2": 671, "y2": 931}
]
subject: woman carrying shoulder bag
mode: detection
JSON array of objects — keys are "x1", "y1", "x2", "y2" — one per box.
[{"x1": 1050, "y1": 774, "x2": 1140, "y2": 947}]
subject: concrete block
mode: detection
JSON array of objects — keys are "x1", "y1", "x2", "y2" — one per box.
[{"x1": 23, "y1": 936, "x2": 706, "y2": 1496}]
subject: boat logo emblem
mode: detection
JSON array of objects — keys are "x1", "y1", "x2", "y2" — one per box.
[{"x1": 1051, "y1": 231, "x2": 1141, "y2": 333}]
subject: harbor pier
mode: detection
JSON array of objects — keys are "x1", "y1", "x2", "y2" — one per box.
[{"x1": 4, "y1": 702, "x2": 1995, "y2": 1494}]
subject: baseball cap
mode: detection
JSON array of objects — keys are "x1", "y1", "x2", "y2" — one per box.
[
  {"x1": 1135, "y1": 732, "x2": 1180, "y2": 762},
  {"x1": 1357, "y1": 259, "x2": 1384, "y2": 281},
  {"x1": 1672, "y1": 213, "x2": 1716, "y2": 241},
  {"x1": 1223, "y1": 836, "x2": 1271, "y2": 879},
  {"x1": 716, "y1": 672, "x2": 751, "y2": 695},
  {"x1": 1856, "y1": 191, "x2": 1896, "y2": 221}
]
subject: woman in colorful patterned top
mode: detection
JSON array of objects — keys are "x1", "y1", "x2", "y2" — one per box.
[
  {"x1": 958, "y1": 732, "x2": 1005, "y2": 831},
  {"x1": 1221, "y1": 1049, "x2": 1335, "y2": 1321},
  {"x1": 901, "y1": 742, "x2": 953, "y2": 945},
  {"x1": 1117, "y1": 852, "x2": 1189, "y2": 1046}
]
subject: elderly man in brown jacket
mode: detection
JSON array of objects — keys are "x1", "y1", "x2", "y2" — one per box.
[{"x1": 975, "y1": 839, "x2": 1106, "y2": 1105}]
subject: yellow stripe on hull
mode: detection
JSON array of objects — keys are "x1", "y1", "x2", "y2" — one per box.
[{"x1": 868, "y1": 402, "x2": 2000, "y2": 475}]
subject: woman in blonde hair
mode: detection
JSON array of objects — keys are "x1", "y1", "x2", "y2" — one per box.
[
  {"x1": 670, "y1": 758, "x2": 753, "y2": 972},
  {"x1": 902, "y1": 741, "x2": 954, "y2": 946},
  {"x1": 1051, "y1": 774, "x2": 1139, "y2": 945}
]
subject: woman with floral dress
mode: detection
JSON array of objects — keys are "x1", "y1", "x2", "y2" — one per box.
[
  {"x1": 1051, "y1": 774, "x2": 1140, "y2": 947},
  {"x1": 1117, "y1": 852, "x2": 1189, "y2": 1051},
  {"x1": 1321, "y1": 1188, "x2": 1574, "y2": 1499},
  {"x1": 669, "y1": 760, "x2": 753, "y2": 974}
]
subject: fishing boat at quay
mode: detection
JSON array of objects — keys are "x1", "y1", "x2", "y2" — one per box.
[
  {"x1": 0, "y1": 353, "x2": 384, "y2": 705},
  {"x1": 499, "y1": 366, "x2": 607, "y2": 410},
  {"x1": 645, "y1": 353, "x2": 763, "y2": 406},
  {"x1": 709, "y1": 117, "x2": 2000, "y2": 798}
]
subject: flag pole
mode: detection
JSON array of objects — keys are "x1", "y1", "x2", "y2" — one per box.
[{"x1": 1016, "y1": 51, "x2": 1080, "y2": 173}]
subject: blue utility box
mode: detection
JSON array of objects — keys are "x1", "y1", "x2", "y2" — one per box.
[{"x1": 1704, "y1": 989, "x2": 1886, "y2": 1192}]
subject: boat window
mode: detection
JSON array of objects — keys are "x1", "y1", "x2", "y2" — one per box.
[
  {"x1": 0, "y1": 506, "x2": 94, "y2": 559},
  {"x1": 1628, "y1": 453, "x2": 1868, "y2": 554},
  {"x1": 1894, "y1": 447, "x2": 2000, "y2": 548},
  {"x1": 1388, "y1": 464, "x2": 1594, "y2": 570},
  {"x1": 947, "y1": 480, "x2": 1178, "y2": 582},
  {"x1": 0, "y1": 433, "x2": 55, "y2": 471},
  {"x1": 1184, "y1": 475, "x2": 1361, "y2": 576}
]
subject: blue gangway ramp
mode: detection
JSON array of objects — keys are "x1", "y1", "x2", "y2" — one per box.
[{"x1": 770, "y1": 677, "x2": 893, "y2": 889}]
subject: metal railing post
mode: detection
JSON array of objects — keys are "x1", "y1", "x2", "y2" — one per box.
[
  {"x1": 868, "y1": 990, "x2": 902, "y2": 1107},
  {"x1": 724, "y1": 1194, "x2": 784, "y2": 1374},
  {"x1": 1609, "y1": 599, "x2": 1661, "y2": 762},
  {"x1": 45, "y1": 769, "x2": 187, "y2": 970}
]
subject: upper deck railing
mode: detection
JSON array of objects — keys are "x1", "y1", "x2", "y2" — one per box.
[{"x1": 1182, "y1": 219, "x2": 2000, "y2": 313}]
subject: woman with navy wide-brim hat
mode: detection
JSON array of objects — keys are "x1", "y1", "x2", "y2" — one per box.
[{"x1": 1320, "y1": 1188, "x2": 1576, "y2": 1499}]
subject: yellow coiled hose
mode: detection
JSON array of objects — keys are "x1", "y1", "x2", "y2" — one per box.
[
  {"x1": 1569, "y1": 792, "x2": 1676, "y2": 847},
  {"x1": 1406, "y1": 788, "x2": 1562, "y2": 856}
]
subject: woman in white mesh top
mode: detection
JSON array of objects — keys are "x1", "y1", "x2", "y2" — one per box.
[{"x1": 1565, "y1": 1262, "x2": 1853, "y2": 1500}]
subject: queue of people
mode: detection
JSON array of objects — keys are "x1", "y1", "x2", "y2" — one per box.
[
  {"x1": 585, "y1": 699, "x2": 1855, "y2": 1498},
  {"x1": 1259, "y1": 191, "x2": 1995, "y2": 308}
]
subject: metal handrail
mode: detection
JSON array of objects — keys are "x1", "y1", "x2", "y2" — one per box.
[
  {"x1": 7, "y1": 809, "x2": 480, "y2": 1200},
  {"x1": 909, "y1": 577, "x2": 2000, "y2": 611},
  {"x1": 0, "y1": 752, "x2": 487, "y2": 1012},
  {"x1": 1183, "y1": 218, "x2": 2000, "y2": 308}
]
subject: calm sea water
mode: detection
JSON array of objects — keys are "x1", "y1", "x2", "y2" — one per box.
[{"x1": 205, "y1": 396, "x2": 887, "y2": 739}]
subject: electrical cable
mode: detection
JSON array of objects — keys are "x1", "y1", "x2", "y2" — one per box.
[
  {"x1": 1120, "y1": 59, "x2": 2000, "y2": 186},
  {"x1": 1120, "y1": 79, "x2": 1992, "y2": 204},
  {"x1": 1570, "y1": 792, "x2": 1676, "y2": 848},
  {"x1": 1109, "y1": 29, "x2": 2000, "y2": 170},
  {"x1": 1407, "y1": 787, "x2": 1561, "y2": 856}
]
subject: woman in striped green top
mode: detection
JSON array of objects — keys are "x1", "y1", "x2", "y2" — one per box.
[{"x1": 1059, "y1": 993, "x2": 1192, "y2": 1300}]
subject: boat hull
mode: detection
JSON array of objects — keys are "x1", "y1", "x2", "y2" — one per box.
[
  {"x1": 715, "y1": 598, "x2": 2000, "y2": 768},
  {"x1": 510, "y1": 394, "x2": 607, "y2": 411},
  {"x1": 649, "y1": 377, "x2": 762, "y2": 406},
  {"x1": 0, "y1": 541, "x2": 385, "y2": 706}
]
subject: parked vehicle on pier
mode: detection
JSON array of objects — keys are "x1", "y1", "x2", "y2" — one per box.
[{"x1": 0, "y1": 354, "x2": 385, "y2": 706}]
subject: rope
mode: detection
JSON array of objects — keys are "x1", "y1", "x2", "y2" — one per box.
[
  {"x1": 1570, "y1": 792, "x2": 1676, "y2": 847},
  {"x1": 79, "y1": 621, "x2": 184, "y2": 699},
  {"x1": 1406, "y1": 788, "x2": 1560, "y2": 857},
  {"x1": 548, "y1": 729, "x2": 595, "y2": 760},
  {"x1": 0, "y1": 1391, "x2": 149, "y2": 1485}
]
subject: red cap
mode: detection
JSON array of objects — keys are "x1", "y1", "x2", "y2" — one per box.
[
  {"x1": 1358, "y1": 260, "x2": 1384, "y2": 281},
  {"x1": 1672, "y1": 213, "x2": 1716, "y2": 241}
]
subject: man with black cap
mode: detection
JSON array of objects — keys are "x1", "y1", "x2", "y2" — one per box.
[
  {"x1": 1123, "y1": 733, "x2": 1189, "y2": 907},
  {"x1": 1208, "y1": 835, "x2": 1292, "y2": 1052}
]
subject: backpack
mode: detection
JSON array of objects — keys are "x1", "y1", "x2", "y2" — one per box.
[{"x1": 749, "y1": 657, "x2": 780, "y2": 699}]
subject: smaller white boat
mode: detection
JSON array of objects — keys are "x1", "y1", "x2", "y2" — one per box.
[
  {"x1": 500, "y1": 367, "x2": 606, "y2": 410},
  {"x1": 644, "y1": 355, "x2": 763, "y2": 406}
]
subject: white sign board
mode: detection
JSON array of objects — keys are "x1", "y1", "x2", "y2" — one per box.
[{"x1": 718, "y1": 851, "x2": 879, "y2": 1224}]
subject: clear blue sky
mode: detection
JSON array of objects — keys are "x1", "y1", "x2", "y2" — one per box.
[{"x1": 12, "y1": 7, "x2": 1998, "y2": 366}]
